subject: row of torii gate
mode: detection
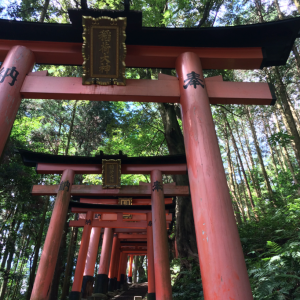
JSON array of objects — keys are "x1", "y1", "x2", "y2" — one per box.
[{"x1": 1, "y1": 5, "x2": 300, "y2": 300}]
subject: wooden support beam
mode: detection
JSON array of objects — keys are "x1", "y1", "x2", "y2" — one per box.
[
  {"x1": 21, "y1": 74, "x2": 275, "y2": 105},
  {"x1": 76, "y1": 213, "x2": 172, "y2": 221},
  {"x1": 79, "y1": 198, "x2": 173, "y2": 205},
  {"x1": 31, "y1": 184, "x2": 189, "y2": 197},
  {"x1": 118, "y1": 233, "x2": 147, "y2": 240},
  {"x1": 36, "y1": 163, "x2": 187, "y2": 175},
  {"x1": 70, "y1": 219, "x2": 148, "y2": 229},
  {"x1": 0, "y1": 40, "x2": 264, "y2": 69}
]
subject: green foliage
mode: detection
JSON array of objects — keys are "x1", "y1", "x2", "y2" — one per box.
[
  {"x1": 171, "y1": 258, "x2": 203, "y2": 300},
  {"x1": 269, "y1": 132, "x2": 294, "y2": 147}
]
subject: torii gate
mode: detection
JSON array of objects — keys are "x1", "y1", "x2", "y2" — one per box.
[{"x1": 2, "y1": 5, "x2": 300, "y2": 300}]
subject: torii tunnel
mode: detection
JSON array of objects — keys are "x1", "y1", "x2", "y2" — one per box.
[{"x1": 1, "y1": 6, "x2": 300, "y2": 300}]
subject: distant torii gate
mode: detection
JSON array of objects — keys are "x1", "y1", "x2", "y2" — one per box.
[{"x1": 2, "y1": 6, "x2": 300, "y2": 300}]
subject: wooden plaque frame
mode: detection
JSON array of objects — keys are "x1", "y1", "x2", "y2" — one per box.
[
  {"x1": 82, "y1": 16, "x2": 126, "y2": 86},
  {"x1": 102, "y1": 159, "x2": 121, "y2": 189}
]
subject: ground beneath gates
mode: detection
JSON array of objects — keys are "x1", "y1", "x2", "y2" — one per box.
[{"x1": 111, "y1": 283, "x2": 148, "y2": 300}]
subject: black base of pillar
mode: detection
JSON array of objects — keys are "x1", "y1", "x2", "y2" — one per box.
[
  {"x1": 94, "y1": 274, "x2": 108, "y2": 294},
  {"x1": 147, "y1": 293, "x2": 156, "y2": 300},
  {"x1": 117, "y1": 281, "x2": 121, "y2": 289},
  {"x1": 128, "y1": 276, "x2": 132, "y2": 283},
  {"x1": 69, "y1": 291, "x2": 81, "y2": 300},
  {"x1": 113, "y1": 277, "x2": 117, "y2": 290},
  {"x1": 82, "y1": 275, "x2": 94, "y2": 298},
  {"x1": 108, "y1": 278, "x2": 118, "y2": 291},
  {"x1": 120, "y1": 274, "x2": 125, "y2": 285}
]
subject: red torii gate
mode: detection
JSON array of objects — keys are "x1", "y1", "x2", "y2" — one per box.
[
  {"x1": 2, "y1": 6, "x2": 300, "y2": 300},
  {"x1": 20, "y1": 150, "x2": 184, "y2": 300}
]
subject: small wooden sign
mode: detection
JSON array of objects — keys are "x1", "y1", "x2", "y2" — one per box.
[
  {"x1": 102, "y1": 159, "x2": 121, "y2": 189},
  {"x1": 118, "y1": 198, "x2": 132, "y2": 219},
  {"x1": 82, "y1": 16, "x2": 126, "y2": 86}
]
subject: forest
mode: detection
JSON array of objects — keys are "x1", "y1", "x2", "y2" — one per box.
[{"x1": 0, "y1": 0, "x2": 300, "y2": 299}]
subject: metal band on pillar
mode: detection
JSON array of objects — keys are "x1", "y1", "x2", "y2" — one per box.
[{"x1": 176, "y1": 52, "x2": 253, "y2": 300}]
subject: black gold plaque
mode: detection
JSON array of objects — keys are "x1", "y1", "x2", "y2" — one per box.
[
  {"x1": 102, "y1": 159, "x2": 121, "y2": 188},
  {"x1": 82, "y1": 16, "x2": 126, "y2": 86},
  {"x1": 118, "y1": 198, "x2": 132, "y2": 219}
]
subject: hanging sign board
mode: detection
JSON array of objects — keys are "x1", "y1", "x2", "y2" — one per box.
[
  {"x1": 102, "y1": 159, "x2": 121, "y2": 188},
  {"x1": 82, "y1": 16, "x2": 127, "y2": 86}
]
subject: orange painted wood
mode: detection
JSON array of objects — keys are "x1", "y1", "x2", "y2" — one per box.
[
  {"x1": 0, "y1": 40, "x2": 263, "y2": 69},
  {"x1": 31, "y1": 184, "x2": 190, "y2": 197},
  {"x1": 72, "y1": 211, "x2": 93, "y2": 292},
  {"x1": 30, "y1": 169, "x2": 75, "y2": 300},
  {"x1": 128, "y1": 255, "x2": 133, "y2": 277},
  {"x1": 21, "y1": 77, "x2": 180, "y2": 103},
  {"x1": 83, "y1": 227, "x2": 102, "y2": 276},
  {"x1": 121, "y1": 251, "x2": 147, "y2": 254},
  {"x1": 118, "y1": 233, "x2": 147, "y2": 240},
  {"x1": 97, "y1": 228, "x2": 114, "y2": 276},
  {"x1": 80, "y1": 198, "x2": 173, "y2": 205},
  {"x1": 0, "y1": 46, "x2": 35, "y2": 157},
  {"x1": 151, "y1": 170, "x2": 172, "y2": 300},
  {"x1": 69, "y1": 218, "x2": 148, "y2": 229},
  {"x1": 36, "y1": 163, "x2": 187, "y2": 175},
  {"x1": 21, "y1": 75, "x2": 274, "y2": 105},
  {"x1": 147, "y1": 213, "x2": 155, "y2": 295},
  {"x1": 78, "y1": 214, "x2": 172, "y2": 221},
  {"x1": 176, "y1": 52, "x2": 253, "y2": 300}
]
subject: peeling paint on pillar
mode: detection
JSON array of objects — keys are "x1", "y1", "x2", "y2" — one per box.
[{"x1": 0, "y1": 46, "x2": 35, "y2": 156}]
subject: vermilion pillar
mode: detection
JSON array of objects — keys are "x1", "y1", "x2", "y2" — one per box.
[
  {"x1": 69, "y1": 211, "x2": 93, "y2": 300},
  {"x1": 147, "y1": 213, "x2": 155, "y2": 300},
  {"x1": 108, "y1": 234, "x2": 119, "y2": 292},
  {"x1": 176, "y1": 52, "x2": 253, "y2": 300},
  {"x1": 151, "y1": 170, "x2": 172, "y2": 300},
  {"x1": 117, "y1": 253, "x2": 125, "y2": 289},
  {"x1": 94, "y1": 228, "x2": 114, "y2": 294},
  {"x1": 113, "y1": 241, "x2": 121, "y2": 290},
  {"x1": 30, "y1": 169, "x2": 74, "y2": 300},
  {"x1": 121, "y1": 254, "x2": 128, "y2": 288},
  {"x1": 0, "y1": 46, "x2": 35, "y2": 157},
  {"x1": 82, "y1": 227, "x2": 102, "y2": 298},
  {"x1": 128, "y1": 255, "x2": 133, "y2": 283}
]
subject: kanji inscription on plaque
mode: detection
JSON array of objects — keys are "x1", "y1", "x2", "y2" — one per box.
[
  {"x1": 102, "y1": 159, "x2": 121, "y2": 188},
  {"x1": 82, "y1": 16, "x2": 127, "y2": 86}
]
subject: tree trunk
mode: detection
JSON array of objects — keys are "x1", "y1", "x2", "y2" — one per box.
[
  {"x1": 65, "y1": 101, "x2": 78, "y2": 156},
  {"x1": 133, "y1": 256, "x2": 138, "y2": 283},
  {"x1": 273, "y1": 66, "x2": 300, "y2": 169},
  {"x1": 61, "y1": 215, "x2": 79, "y2": 300},
  {"x1": 49, "y1": 215, "x2": 70, "y2": 300},
  {"x1": 223, "y1": 112, "x2": 259, "y2": 220},
  {"x1": 0, "y1": 217, "x2": 21, "y2": 300},
  {"x1": 233, "y1": 118, "x2": 262, "y2": 200},
  {"x1": 157, "y1": 100, "x2": 198, "y2": 261},
  {"x1": 39, "y1": 0, "x2": 50, "y2": 22},
  {"x1": 245, "y1": 107, "x2": 274, "y2": 202},
  {"x1": 26, "y1": 197, "x2": 49, "y2": 300},
  {"x1": 224, "y1": 127, "x2": 245, "y2": 223},
  {"x1": 138, "y1": 256, "x2": 145, "y2": 280},
  {"x1": 260, "y1": 112, "x2": 279, "y2": 176},
  {"x1": 234, "y1": 155, "x2": 252, "y2": 220}
]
